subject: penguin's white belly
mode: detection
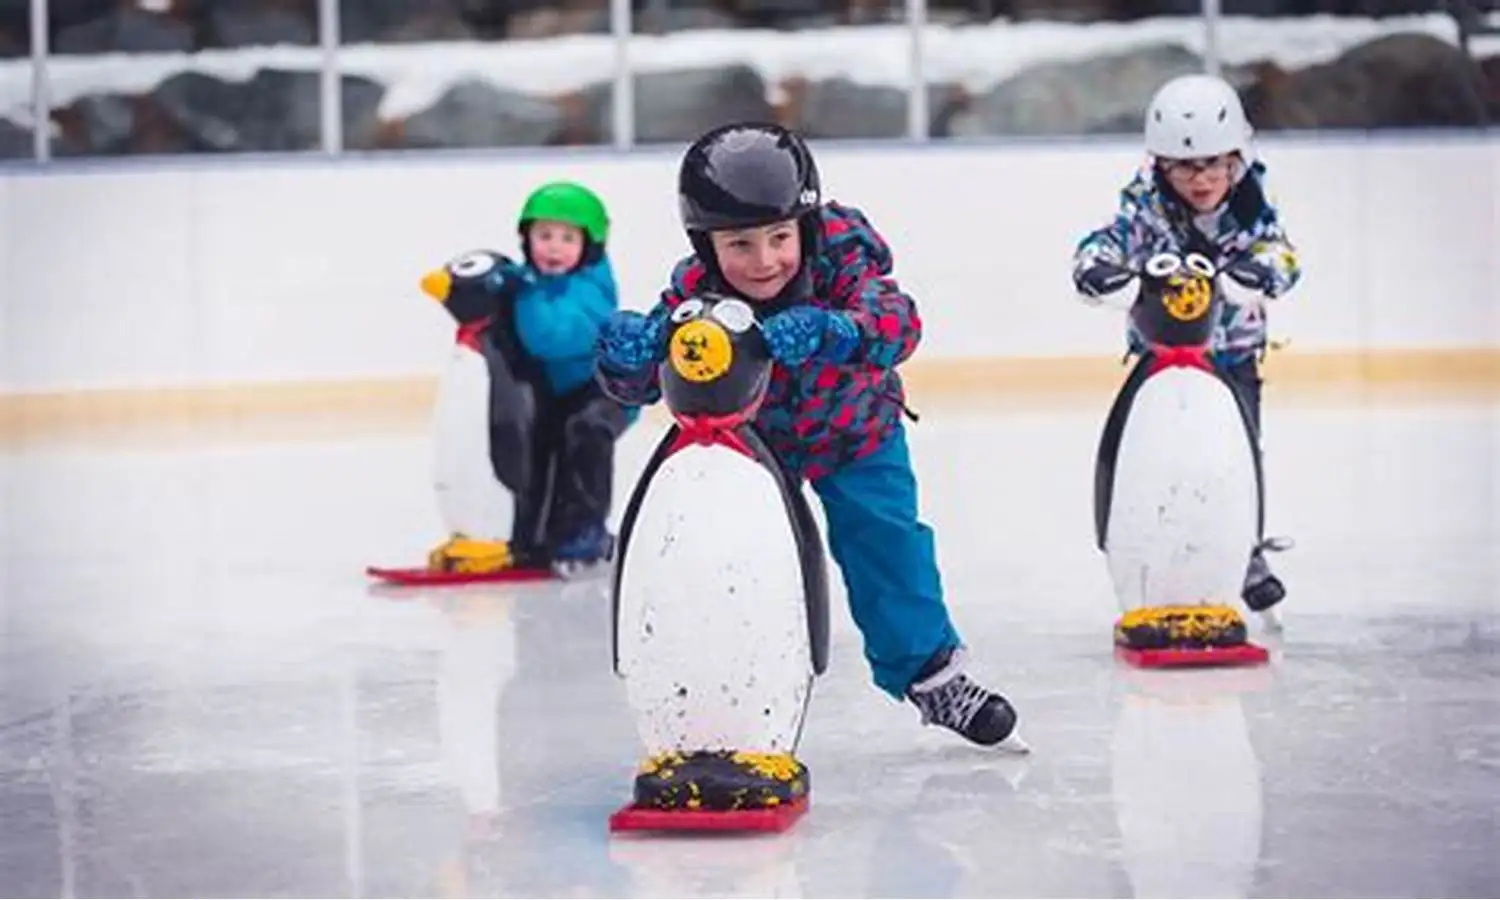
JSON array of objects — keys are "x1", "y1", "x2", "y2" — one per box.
[
  {"x1": 1105, "y1": 367, "x2": 1258, "y2": 611},
  {"x1": 616, "y1": 442, "x2": 812, "y2": 757},
  {"x1": 431, "y1": 346, "x2": 512, "y2": 541}
]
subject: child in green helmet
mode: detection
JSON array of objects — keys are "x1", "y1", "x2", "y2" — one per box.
[{"x1": 429, "y1": 181, "x2": 633, "y2": 578}]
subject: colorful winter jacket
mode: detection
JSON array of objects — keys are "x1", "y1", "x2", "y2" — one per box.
[
  {"x1": 1072, "y1": 159, "x2": 1302, "y2": 360},
  {"x1": 596, "y1": 202, "x2": 919, "y2": 482},
  {"x1": 514, "y1": 255, "x2": 620, "y2": 396}
]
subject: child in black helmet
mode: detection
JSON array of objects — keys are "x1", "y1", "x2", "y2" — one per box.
[{"x1": 595, "y1": 122, "x2": 1027, "y2": 752}]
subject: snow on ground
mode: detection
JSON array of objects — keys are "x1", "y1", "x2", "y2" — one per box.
[{"x1": 0, "y1": 12, "x2": 1494, "y2": 122}]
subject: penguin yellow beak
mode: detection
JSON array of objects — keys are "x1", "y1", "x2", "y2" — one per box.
[
  {"x1": 420, "y1": 268, "x2": 452, "y2": 303},
  {"x1": 669, "y1": 319, "x2": 734, "y2": 383}
]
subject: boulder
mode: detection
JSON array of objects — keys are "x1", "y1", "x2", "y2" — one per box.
[
  {"x1": 397, "y1": 79, "x2": 566, "y2": 148},
  {"x1": 54, "y1": 6, "x2": 194, "y2": 55},
  {"x1": 573, "y1": 65, "x2": 776, "y2": 145},
  {"x1": 782, "y1": 76, "x2": 967, "y2": 139},
  {"x1": 949, "y1": 43, "x2": 1204, "y2": 137},
  {"x1": 1242, "y1": 32, "x2": 1488, "y2": 130},
  {"x1": 0, "y1": 117, "x2": 31, "y2": 159},
  {"x1": 205, "y1": 2, "x2": 316, "y2": 49},
  {"x1": 149, "y1": 68, "x2": 386, "y2": 153}
]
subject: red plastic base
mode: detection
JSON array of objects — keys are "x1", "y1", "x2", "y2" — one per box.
[
  {"x1": 364, "y1": 565, "x2": 555, "y2": 586},
  {"x1": 608, "y1": 796, "x2": 809, "y2": 834},
  {"x1": 1115, "y1": 642, "x2": 1269, "y2": 668}
]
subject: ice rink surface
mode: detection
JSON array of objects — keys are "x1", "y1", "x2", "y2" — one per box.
[{"x1": 2, "y1": 390, "x2": 1497, "y2": 898}]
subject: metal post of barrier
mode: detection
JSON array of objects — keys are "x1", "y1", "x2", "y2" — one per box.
[
  {"x1": 30, "y1": 0, "x2": 49, "y2": 162},
  {"x1": 611, "y1": 0, "x2": 634, "y2": 150},
  {"x1": 318, "y1": 0, "x2": 343, "y2": 155},
  {"x1": 1201, "y1": 0, "x2": 1222, "y2": 77},
  {"x1": 907, "y1": 0, "x2": 928, "y2": 141}
]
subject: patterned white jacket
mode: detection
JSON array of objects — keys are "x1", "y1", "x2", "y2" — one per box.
[{"x1": 1072, "y1": 158, "x2": 1302, "y2": 360}]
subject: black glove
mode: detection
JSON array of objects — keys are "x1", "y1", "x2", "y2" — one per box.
[
  {"x1": 1077, "y1": 259, "x2": 1136, "y2": 299},
  {"x1": 1222, "y1": 256, "x2": 1276, "y2": 294}
]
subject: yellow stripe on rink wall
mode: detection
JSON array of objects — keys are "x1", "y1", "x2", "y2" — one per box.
[{"x1": 1, "y1": 348, "x2": 1495, "y2": 443}]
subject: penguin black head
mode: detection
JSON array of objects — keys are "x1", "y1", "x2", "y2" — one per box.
[
  {"x1": 1131, "y1": 251, "x2": 1222, "y2": 350},
  {"x1": 420, "y1": 250, "x2": 514, "y2": 326},
  {"x1": 660, "y1": 293, "x2": 773, "y2": 420}
]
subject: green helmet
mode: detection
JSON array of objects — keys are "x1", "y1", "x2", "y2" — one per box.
[{"x1": 518, "y1": 181, "x2": 610, "y2": 245}]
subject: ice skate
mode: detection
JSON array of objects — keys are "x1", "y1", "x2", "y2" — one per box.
[
  {"x1": 551, "y1": 522, "x2": 615, "y2": 580},
  {"x1": 1243, "y1": 536, "x2": 1292, "y2": 631},
  {"x1": 908, "y1": 648, "x2": 1029, "y2": 754}
]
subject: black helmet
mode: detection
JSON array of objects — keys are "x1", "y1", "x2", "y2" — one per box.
[
  {"x1": 679, "y1": 122, "x2": 822, "y2": 234},
  {"x1": 677, "y1": 123, "x2": 824, "y2": 303}
]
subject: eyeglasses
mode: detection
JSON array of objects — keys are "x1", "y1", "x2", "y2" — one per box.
[{"x1": 1160, "y1": 155, "x2": 1236, "y2": 177}]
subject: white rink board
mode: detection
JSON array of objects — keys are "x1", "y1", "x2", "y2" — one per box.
[{"x1": 1, "y1": 135, "x2": 1496, "y2": 393}]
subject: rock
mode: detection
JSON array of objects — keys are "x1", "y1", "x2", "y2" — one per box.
[
  {"x1": 206, "y1": 2, "x2": 316, "y2": 49},
  {"x1": 398, "y1": 79, "x2": 566, "y2": 148},
  {"x1": 0, "y1": 117, "x2": 31, "y2": 159},
  {"x1": 1480, "y1": 55, "x2": 1500, "y2": 123},
  {"x1": 338, "y1": 0, "x2": 470, "y2": 45},
  {"x1": 951, "y1": 43, "x2": 1204, "y2": 137},
  {"x1": 782, "y1": 76, "x2": 966, "y2": 139},
  {"x1": 150, "y1": 69, "x2": 386, "y2": 153},
  {"x1": 54, "y1": 7, "x2": 194, "y2": 55},
  {"x1": 238, "y1": 69, "x2": 386, "y2": 151},
  {"x1": 575, "y1": 65, "x2": 776, "y2": 145},
  {"x1": 633, "y1": 6, "x2": 741, "y2": 34},
  {"x1": 1243, "y1": 33, "x2": 1488, "y2": 130},
  {"x1": 152, "y1": 72, "x2": 248, "y2": 152},
  {"x1": 56, "y1": 93, "x2": 136, "y2": 156}
]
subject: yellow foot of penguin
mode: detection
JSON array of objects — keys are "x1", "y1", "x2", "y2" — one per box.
[
  {"x1": 427, "y1": 534, "x2": 514, "y2": 574},
  {"x1": 1114, "y1": 604, "x2": 1250, "y2": 650},
  {"x1": 632, "y1": 750, "x2": 809, "y2": 812}
]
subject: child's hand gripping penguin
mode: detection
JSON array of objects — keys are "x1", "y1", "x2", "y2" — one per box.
[
  {"x1": 1074, "y1": 73, "x2": 1300, "y2": 635},
  {"x1": 368, "y1": 182, "x2": 634, "y2": 585},
  {"x1": 605, "y1": 290, "x2": 832, "y2": 832},
  {"x1": 597, "y1": 122, "x2": 1028, "y2": 798},
  {"x1": 1091, "y1": 250, "x2": 1277, "y2": 667}
]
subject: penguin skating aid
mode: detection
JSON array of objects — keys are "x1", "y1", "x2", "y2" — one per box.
[
  {"x1": 1092, "y1": 252, "x2": 1272, "y2": 669},
  {"x1": 367, "y1": 251, "x2": 557, "y2": 587},
  {"x1": 608, "y1": 295, "x2": 830, "y2": 834}
]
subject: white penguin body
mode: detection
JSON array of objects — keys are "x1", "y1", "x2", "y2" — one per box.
[
  {"x1": 432, "y1": 329, "x2": 516, "y2": 543},
  {"x1": 1102, "y1": 364, "x2": 1260, "y2": 612},
  {"x1": 613, "y1": 437, "x2": 815, "y2": 756}
]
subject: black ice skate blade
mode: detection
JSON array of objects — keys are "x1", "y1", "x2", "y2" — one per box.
[
  {"x1": 608, "y1": 796, "x2": 808, "y2": 834},
  {"x1": 1115, "y1": 642, "x2": 1269, "y2": 668}
]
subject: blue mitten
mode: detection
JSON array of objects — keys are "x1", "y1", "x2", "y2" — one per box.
[
  {"x1": 598, "y1": 310, "x2": 666, "y2": 374},
  {"x1": 760, "y1": 307, "x2": 861, "y2": 367}
]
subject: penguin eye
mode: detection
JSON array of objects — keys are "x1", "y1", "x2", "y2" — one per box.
[
  {"x1": 710, "y1": 299, "x2": 755, "y2": 333},
  {"x1": 671, "y1": 298, "x2": 705, "y2": 324},
  {"x1": 449, "y1": 252, "x2": 497, "y2": 278},
  {"x1": 1145, "y1": 252, "x2": 1183, "y2": 278},
  {"x1": 1184, "y1": 253, "x2": 1217, "y2": 278}
]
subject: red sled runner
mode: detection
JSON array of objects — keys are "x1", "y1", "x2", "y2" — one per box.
[
  {"x1": 1115, "y1": 642, "x2": 1269, "y2": 669},
  {"x1": 608, "y1": 796, "x2": 809, "y2": 835},
  {"x1": 364, "y1": 565, "x2": 555, "y2": 587}
]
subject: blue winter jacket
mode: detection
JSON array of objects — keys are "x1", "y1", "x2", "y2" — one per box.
[{"x1": 513, "y1": 256, "x2": 620, "y2": 396}]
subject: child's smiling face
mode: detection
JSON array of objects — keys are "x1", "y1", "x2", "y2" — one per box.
[
  {"x1": 708, "y1": 219, "x2": 802, "y2": 302},
  {"x1": 528, "y1": 220, "x2": 585, "y2": 274},
  {"x1": 1161, "y1": 153, "x2": 1240, "y2": 213}
]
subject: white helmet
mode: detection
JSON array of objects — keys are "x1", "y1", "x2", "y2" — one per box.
[{"x1": 1144, "y1": 74, "x2": 1253, "y2": 160}]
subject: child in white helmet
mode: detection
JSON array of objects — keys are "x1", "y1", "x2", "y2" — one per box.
[{"x1": 1071, "y1": 72, "x2": 1301, "y2": 616}]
